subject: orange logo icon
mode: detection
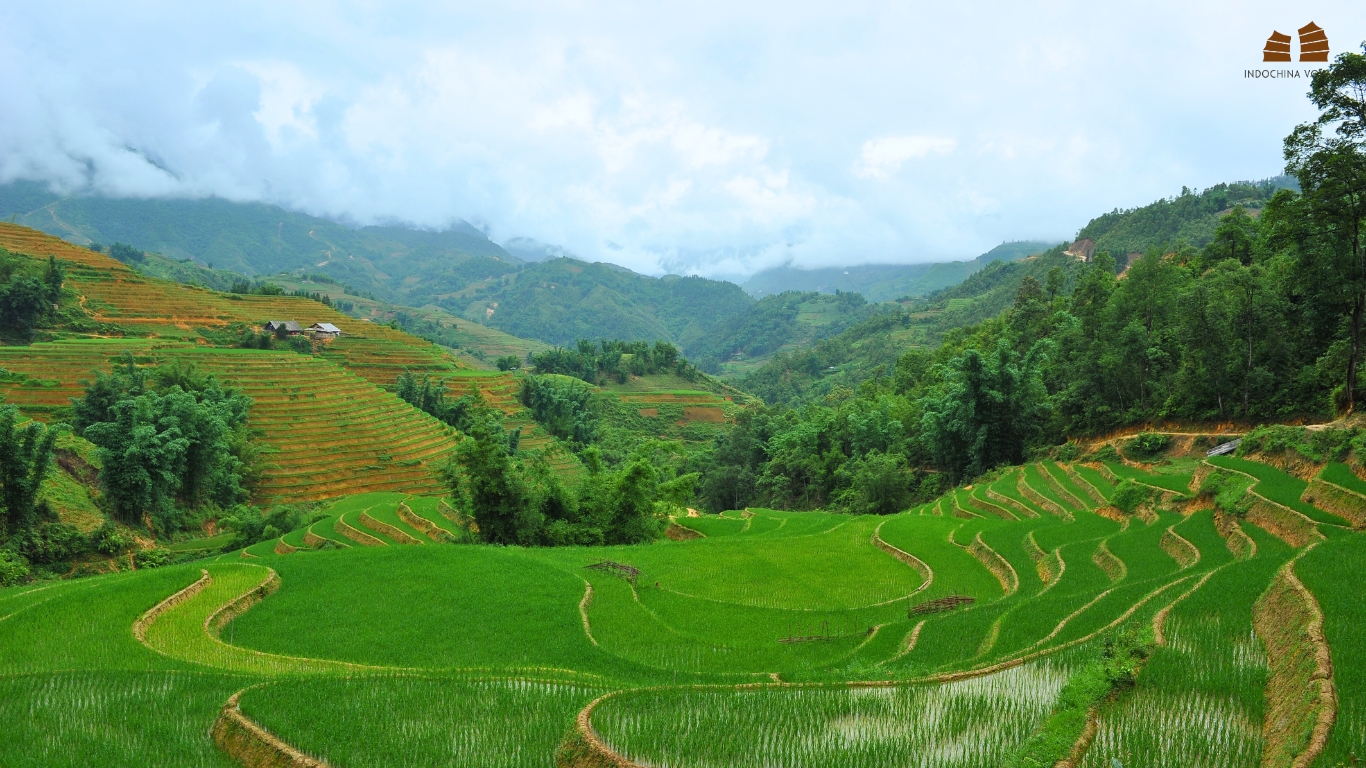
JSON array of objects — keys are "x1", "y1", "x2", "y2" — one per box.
[
  {"x1": 1298, "y1": 22, "x2": 1329, "y2": 61},
  {"x1": 1263, "y1": 22, "x2": 1329, "y2": 62}
]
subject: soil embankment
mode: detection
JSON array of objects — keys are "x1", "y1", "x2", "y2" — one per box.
[{"x1": 1253, "y1": 556, "x2": 1336, "y2": 768}]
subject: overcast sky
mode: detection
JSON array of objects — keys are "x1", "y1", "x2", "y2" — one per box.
[{"x1": 1, "y1": 2, "x2": 1359, "y2": 277}]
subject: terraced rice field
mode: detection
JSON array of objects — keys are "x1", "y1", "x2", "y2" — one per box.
[
  {"x1": 0, "y1": 452, "x2": 1359, "y2": 767},
  {"x1": 0, "y1": 340, "x2": 456, "y2": 503},
  {"x1": 0, "y1": 223, "x2": 467, "y2": 391}
]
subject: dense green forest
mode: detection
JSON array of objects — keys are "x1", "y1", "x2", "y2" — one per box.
[{"x1": 732, "y1": 178, "x2": 1301, "y2": 407}]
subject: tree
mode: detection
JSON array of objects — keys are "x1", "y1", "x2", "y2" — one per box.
[
  {"x1": 1209, "y1": 260, "x2": 1277, "y2": 416},
  {"x1": 837, "y1": 451, "x2": 911, "y2": 515},
  {"x1": 0, "y1": 406, "x2": 61, "y2": 535},
  {"x1": 396, "y1": 370, "x2": 479, "y2": 432},
  {"x1": 75, "y1": 358, "x2": 254, "y2": 529},
  {"x1": 602, "y1": 459, "x2": 662, "y2": 544},
  {"x1": 921, "y1": 338, "x2": 1049, "y2": 480},
  {"x1": 520, "y1": 375, "x2": 599, "y2": 445},
  {"x1": 84, "y1": 392, "x2": 192, "y2": 526},
  {"x1": 0, "y1": 277, "x2": 48, "y2": 335},
  {"x1": 1206, "y1": 206, "x2": 1258, "y2": 265},
  {"x1": 43, "y1": 256, "x2": 64, "y2": 303},
  {"x1": 108, "y1": 243, "x2": 145, "y2": 264},
  {"x1": 450, "y1": 412, "x2": 540, "y2": 545},
  {"x1": 72, "y1": 352, "x2": 146, "y2": 432},
  {"x1": 1284, "y1": 43, "x2": 1366, "y2": 411}
]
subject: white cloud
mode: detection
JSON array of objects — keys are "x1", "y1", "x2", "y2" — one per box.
[
  {"x1": 855, "y1": 135, "x2": 957, "y2": 180},
  {"x1": 0, "y1": 0, "x2": 1350, "y2": 276}
]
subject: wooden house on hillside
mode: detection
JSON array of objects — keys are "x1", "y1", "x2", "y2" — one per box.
[
  {"x1": 265, "y1": 320, "x2": 303, "y2": 336},
  {"x1": 308, "y1": 322, "x2": 342, "y2": 339}
]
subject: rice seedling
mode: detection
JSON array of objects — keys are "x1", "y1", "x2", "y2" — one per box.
[
  {"x1": 877, "y1": 515, "x2": 1005, "y2": 603},
  {"x1": 990, "y1": 471, "x2": 1050, "y2": 518},
  {"x1": 1072, "y1": 464, "x2": 1117, "y2": 501},
  {"x1": 240, "y1": 675, "x2": 598, "y2": 768},
  {"x1": 529, "y1": 515, "x2": 922, "y2": 611},
  {"x1": 593, "y1": 661, "x2": 1071, "y2": 768},
  {"x1": 1106, "y1": 462, "x2": 1196, "y2": 496},
  {"x1": 978, "y1": 520, "x2": 1054, "y2": 597},
  {"x1": 1106, "y1": 511, "x2": 1182, "y2": 581},
  {"x1": 1079, "y1": 536, "x2": 1293, "y2": 768},
  {"x1": 1043, "y1": 462, "x2": 1099, "y2": 509},
  {"x1": 0, "y1": 671, "x2": 244, "y2": 768},
  {"x1": 226, "y1": 547, "x2": 653, "y2": 683},
  {"x1": 0, "y1": 566, "x2": 219, "y2": 674},
  {"x1": 1023, "y1": 464, "x2": 1082, "y2": 514},
  {"x1": 1207, "y1": 455, "x2": 1352, "y2": 527},
  {"x1": 1319, "y1": 461, "x2": 1366, "y2": 497},
  {"x1": 1294, "y1": 530, "x2": 1366, "y2": 764},
  {"x1": 678, "y1": 515, "x2": 748, "y2": 538}
]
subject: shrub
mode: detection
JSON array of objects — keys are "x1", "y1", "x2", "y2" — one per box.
[
  {"x1": 1198, "y1": 470, "x2": 1251, "y2": 517},
  {"x1": 108, "y1": 243, "x2": 145, "y2": 264},
  {"x1": 1089, "y1": 444, "x2": 1121, "y2": 463},
  {"x1": 133, "y1": 548, "x2": 173, "y2": 569},
  {"x1": 0, "y1": 550, "x2": 30, "y2": 586},
  {"x1": 285, "y1": 335, "x2": 314, "y2": 355},
  {"x1": 1008, "y1": 630, "x2": 1150, "y2": 767},
  {"x1": 835, "y1": 451, "x2": 911, "y2": 515},
  {"x1": 16, "y1": 522, "x2": 89, "y2": 564},
  {"x1": 1238, "y1": 424, "x2": 1358, "y2": 463},
  {"x1": 1111, "y1": 479, "x2": 1150, "y2": 514},
  {"x1": 1124, "y1": 432, "x2": 1169, "y2": 459},
  {"x1": 520, "y1": 375, "x2": 599, "y2": 445},
  {"x1": 495, "y1": 355, "x2": 521, "y2": 371},
  {"x1": 1054, "y1": 442, "x2": 1083, "y2": 462},
  {"x1": 217, "y1": 504, "x2": 310, "y2": 550},
  {"x1": 88, "y1": 522, "x2": 132, "y2": 555}
]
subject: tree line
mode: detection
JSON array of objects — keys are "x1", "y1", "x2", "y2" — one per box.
[
  {"x1": 691, "y1": 46, "x2": 1366, "y2": 513},
  {"x1": 530, "y1": 339, "x2": 697, "y2": 384}
]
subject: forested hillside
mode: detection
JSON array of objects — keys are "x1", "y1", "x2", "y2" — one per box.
[
  {"x1": 0, "y1": 182, "x2": 516, "y2": 299},
  {"x1": 1076, "y1": 176, "x2": 1297, "y2": 261},
  {"x1": 0, "y1": 183, "x2": 757, "y2": 358},
  {"x1": 742, "y1": 240, "x2": 1056, "y2": 300},
  {"x1": 735, "y1": 249, "x2": 1082, "y2": 404},
  {"x1": 462, "y1": 258, "x2": 751, "y2": 350},
  {"x1": 696, "y1": 45, "x2": 1366, "y2": 511},
  {"x1": 732, "y1": 175, "x2": 1297, "y2": 408}
]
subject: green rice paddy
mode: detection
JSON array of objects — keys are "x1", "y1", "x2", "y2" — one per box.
[{"x1": 0, "y1": 456, "x2": 1359, "y2": 766}]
